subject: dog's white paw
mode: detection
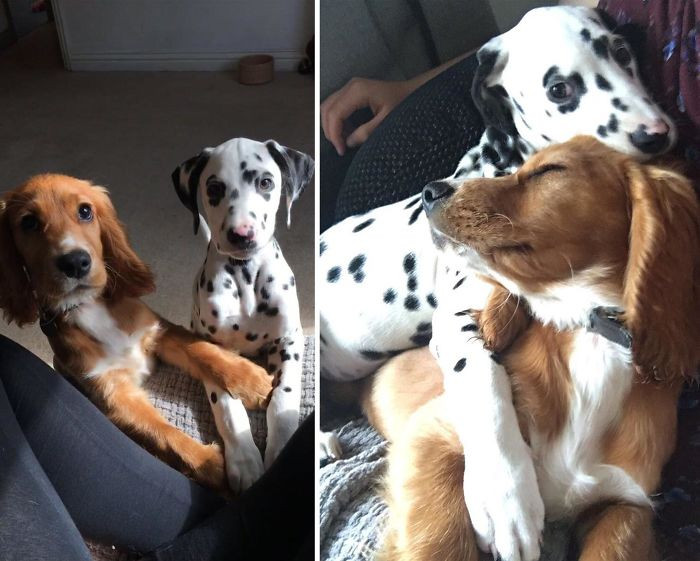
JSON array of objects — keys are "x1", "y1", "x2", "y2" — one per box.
[
  {"x1": 319, "y1": 430, "x2": 342, "y2": 466},
  {"x1": 226, "y1": 442, "x2": 264, "y2": 494},
  {"x1": 264, "y1": 435, "x2": 285, "y2": 469},
  {"x1": 463, "y1": 448, "x2": 544, "y2": 561}
]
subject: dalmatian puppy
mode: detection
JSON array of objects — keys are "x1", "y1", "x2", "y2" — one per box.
[
  {"x1": 321, "y1": 6, "x2": 675, "y2": 561},
  {"x1": 173, "y1": 137, "x2": 313, "y2": 492}
]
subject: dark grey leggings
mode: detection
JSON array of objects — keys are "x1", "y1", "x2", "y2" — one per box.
[{"x1": 0, "y1": 334, "x2": 313, "y2": 561}]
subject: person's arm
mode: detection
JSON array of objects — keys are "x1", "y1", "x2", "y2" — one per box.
[{"x1": 321, "y1": 50, "x2": 475, "y2": 156}]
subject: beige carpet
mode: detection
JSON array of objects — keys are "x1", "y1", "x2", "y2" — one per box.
[{"x1": 0, "y1": 24, "x2": 315, "y2": 364}]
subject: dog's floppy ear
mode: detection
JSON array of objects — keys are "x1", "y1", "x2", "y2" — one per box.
[
  {"x1": 471, "y1": 37, "x2": 516, "y2": 137},
  {"x1": 0, "y1": 197, "x2": 39, "y2": 325},
  {"x1": 265, "y1": 140, "x2": 314, "y2": 227},
  {"x1": 92, "y1": 187, "x2": 155, "y2": 300},
  {"x1": 622, "y1": 163, "x2": 700, "y2": 382},
  {"x1": 171, "y1": 148, "x2": 212, "y2": 235}
]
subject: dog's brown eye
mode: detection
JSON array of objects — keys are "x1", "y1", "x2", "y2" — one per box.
[
  {"x1": 78, "y1": 204, "x2": 93, "y2": 222},
  {"x1": 20, "y1": 214, "x2": 39, "y2": 231},
  {"x1": 547, "y1": 81, "x2": 573, "y2": 102},
  {"x1": 259, "y1": 177, "x2": 274, "y2": 192}
]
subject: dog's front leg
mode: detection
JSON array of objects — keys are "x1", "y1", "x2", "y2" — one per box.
[
  {"x1": 202, "y1": 379, "x2": 264, "y2": 493},
  {"x1": 91, "y1": 368, "x2": 227, "y2": 492},
  {"x1": 264, "y1": 329, "x2": 304, "y2": 468},
  {"x1": 156, "y1": 321, "x2": 272, "y2": 409},
  {"x1": 380, "y1": 398, "x2": 479, "y2": 561},
  {"x1": 432, "y1": 271, "x2": 543, "y2": 561},
  {"x1": 577, "y1": 504, "x2": 657, "y2": 561}
]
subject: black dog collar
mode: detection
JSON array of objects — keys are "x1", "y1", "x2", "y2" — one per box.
[
  {"x1": 39, "y1": 309, "x2": 62, "y2": 337},
  {"x1": 587, "y1": 307, "x2": 632, "y2": 349}
]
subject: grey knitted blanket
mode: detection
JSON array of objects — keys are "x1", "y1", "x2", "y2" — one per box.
[
  {"x1": 319, "y1": 414, "x2": 571, "y2": 561},
  {"x1": 320, "y1": 417, "x2": 388, "y2": 561}
]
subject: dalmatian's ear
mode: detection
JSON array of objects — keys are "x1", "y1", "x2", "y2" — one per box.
[
  {"x1": 265, "y1": 140, "x2": 315, "y2": 227},
  {"x1": 471, "y1": 37, "x2": 516, "y2": 137},
  {"x1": 171, "y1": 148, "x2": 212, "y2": 235}
]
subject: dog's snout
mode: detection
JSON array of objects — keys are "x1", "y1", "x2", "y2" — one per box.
[
  {"x1": 422, "y1": 181, "x2": 455, "y2": 212},
  {"x1": 56, "y1": 250, "x2": 92, "y2": 279},
  {"x1": 227, "y1": 227, "x2": 257, "y2": 250},
  {"x1": 232, "y1": 224, "x2": 255, "y2": 239},
  {"x1": 629, "y1": 123, "x2": 670, "y2": 154},
  {"x1": 645, "y1": 119, "x2": 670, "y2": 136}
]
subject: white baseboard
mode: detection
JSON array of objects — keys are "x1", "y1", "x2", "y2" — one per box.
[{"x1": 64, "y1": 50, "x2": 304, "y2": 72}]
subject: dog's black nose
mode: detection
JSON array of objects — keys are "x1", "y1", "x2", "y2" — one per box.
[
  {"x1": 227, "y1": 228, "x2": 256, "y2": 250},
  {"x1": 629, "y1": 125, "x2": 669, "y2": 154},
  {"x1": 56, "y1": 250, "x2": 91, "y2": 279},
  {"x1": 422, "y1": 181, "x2": 455, "y2": 212}
]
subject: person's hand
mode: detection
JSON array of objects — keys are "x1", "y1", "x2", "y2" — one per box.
[{"x1": 321, "y1": 77, "x2": 414, "y2": 155}]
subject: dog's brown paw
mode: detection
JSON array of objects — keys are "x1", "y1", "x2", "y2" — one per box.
[
  {"x1": 222, "y1": 360, "x2": 273, "y2": 410},
  {"x1": 191, "y1": 442, "x2": 229, "y2": 493}
]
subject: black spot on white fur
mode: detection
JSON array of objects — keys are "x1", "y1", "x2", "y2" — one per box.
[
  {"x1": 353, "y1": 218, "x2": 374, "y2": 233},
  {"x1": 348, "y1": 255, "x2": 366, "y2": 283},
  {"x1": 408, "y1": 206, "x2": 422, "y2": 225},
  {"x1": 592, "y1": 35, "x2": 609, "y2": 59},
  {"x1": 360, "y1": 350, "x2": 384, "y2": 361},
  {"x1": 612, "y1": 98, "x2": 628, "y2": 111},
  {"x1": 404, "y1": 295, "x2": 420, "y2": 311},
  {"x1": 403, "y1": 253, "x2": 416, "y2": 274},
  {"x1": 327, "y1": 267, "x2": 341, "y2": 282},
  {"x1": 595, "y1": 74, "x2": 612, "y2": 91}
]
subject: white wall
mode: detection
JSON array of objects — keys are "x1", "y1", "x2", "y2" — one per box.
[{"x1": 53, "y1": 0, "x2": 313, "y2": 71}]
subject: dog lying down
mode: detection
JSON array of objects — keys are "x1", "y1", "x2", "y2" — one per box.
[
  {"x1": 0, "y1": 175, "x2": 272, "y2": 493},
  {"x1": 361, "y1": 137, "x2": 700, "y2": 561}
]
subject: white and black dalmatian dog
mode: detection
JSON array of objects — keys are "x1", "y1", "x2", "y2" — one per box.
[
  {"x1": 173, "y1": 137, "x2": 313, "y2": 492},
  {"x1": 321, "y1": 6, "x2": 676, "y2": 561}
]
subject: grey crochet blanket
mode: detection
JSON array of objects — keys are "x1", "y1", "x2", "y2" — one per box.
[
  {"x1": 319, "y1": 417, "x2": 388, "y2": 561},
  {"x1": 319, "y1": 414, "x2": 571, "y2": 561}
]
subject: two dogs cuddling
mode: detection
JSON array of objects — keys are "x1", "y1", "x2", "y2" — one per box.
[
  {"x1": 0, "y1": 138, "x2": 313, "y2": 494},
  {"x1": 321, "y1": 7, "x2": 699, "y2": 561}
]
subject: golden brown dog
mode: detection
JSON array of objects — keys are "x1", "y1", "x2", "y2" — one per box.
[
  {"x1": 364, "y1": 137, "x2": 700, "y2": 561},
  {"x1": 0, "y1": 174, "x2": 273, "y2": 492}
]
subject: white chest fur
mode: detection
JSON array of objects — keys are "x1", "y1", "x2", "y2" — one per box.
[
  {"x1": 531, "y1": 332, "x2": 649, "y2": 519},
  {"x1": 72, "y1": 301, "x2": 158, "y2": 382},
  {"x1": 193, "y1": 240, "x2": 300, "y2": 355}
]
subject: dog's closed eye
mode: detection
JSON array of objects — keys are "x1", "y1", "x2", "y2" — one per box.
[{"x1": 524, "y1": 164, "x2": 567, "y2": 181}]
